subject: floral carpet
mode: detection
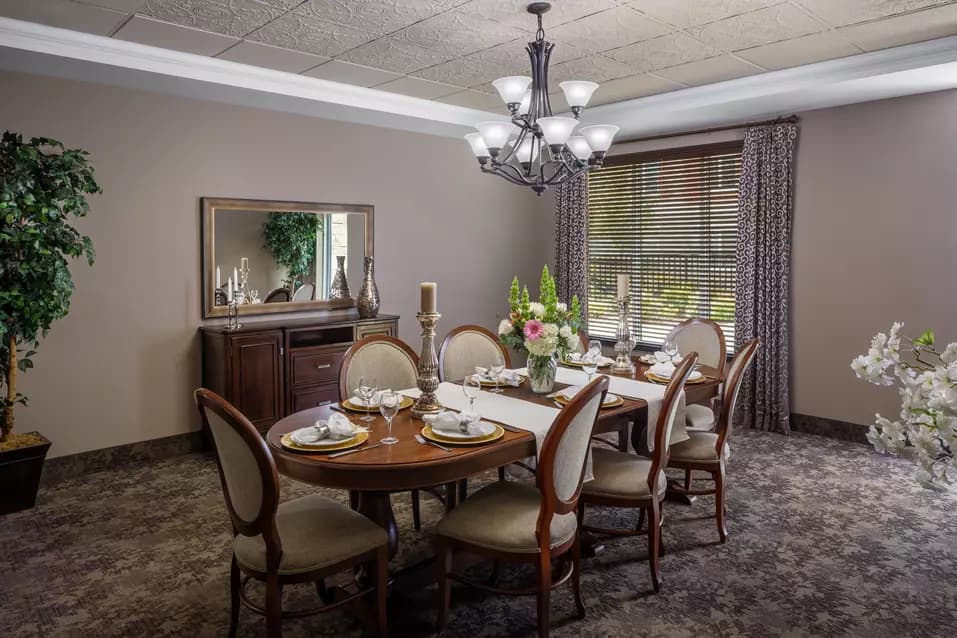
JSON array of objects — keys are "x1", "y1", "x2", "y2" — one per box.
[{"x1": 2, "y1": 431, "x2": 956, "y2": 637}]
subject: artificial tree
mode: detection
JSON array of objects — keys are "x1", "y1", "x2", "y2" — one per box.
[
  {"x1": 0, "y1": 132, "x2": 99, "y2": 447},
  {"x1": 261, "y1": 212, "x2": 322, "y2": 290}
]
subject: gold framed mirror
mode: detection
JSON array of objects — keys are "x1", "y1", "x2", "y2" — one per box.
[{"x1": 201, "y1": 197, "x2": 373, "y2": 319}]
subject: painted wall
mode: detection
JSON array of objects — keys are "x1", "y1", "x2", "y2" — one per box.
[{"x1": 0, "y1": 70, "x2": 549, "y2": 458}]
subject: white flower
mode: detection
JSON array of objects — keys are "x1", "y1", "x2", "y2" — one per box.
[
  {"x1": 556, "y1": 302, "x2": 567, "y2": 312},
  {"x1": 564, "y1": 334, "x2": 579, "y2": 351},
  {"x1": 543, "y1": 323, "x2": 559, "y2": 338},
  {"x1": 498, "y1": 319, "x2": 514, "y2": 336},
  {"x1": 528, "y1": 302, "x2": 545, "y2": 318},
  {"x1": 525, "y1": 335, "x2": 558, "y2": 357},
  {"x1": 558, "y1": 325, "x2": 573, "y2": 339},
  {"x1": 942, "y1": 342, "x2": 957, "y2": 365}
]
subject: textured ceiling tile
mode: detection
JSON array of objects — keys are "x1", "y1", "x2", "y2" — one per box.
[
  {"x1": 546, "y1": 6, "x2": 671, "y2": 56},
  {"x1": 587, "y1": 73, "x2": 687, "y2": 105},
  {"x1": 339, "y1": 37, "x2": 454, "y2": 74},
  {"x1": 216, "y1": 40, "x2": 329, "y2": 72},
  {"x1": 794, "y1": 0, "x2": 951, "y2": 27},
  {"x1": 391, "y1": 7, "x2": 526, "y2": 55},
  {"x1": 298, "y1": 0, "x2": 453, "y2": 36},
  {"x1": 302, "y1": 59, "x2": 403, "y2": 86},
  {"x1": 248, "y1": 11, "x2": 375, "y2": 57},
  {"x1": 142, "y1": 0, "x2": 300, "y2": 38},
  {"x1": 459, "y1": 0, "x2": 619, "y2": 29},
  {"x1": 73, "y1": 0, "x2": 147, "y2": 11},
  {"x1": 411, "y1": 37, "x2": 531, "y2": 86},
  {"x1": 434, "y1": 88, "x2": 504, "y2": 111},
  {"x1": 549, "y1": 54, "x2": 635, "y2": 84},
  {"x1": 690, "y1": 3, "x2": 828, "y2": 50},
  {"x1": 114, "y1": 15, "x2": 239, "y2": 54},
  {"x1": 0, "y1": 0, "x2": 127, "y2": 35},
  {"x1": 605, "y1": 33, "x2": 717, "y2": 73},
  {"x1": 836, "y1": 3, "x2": 957, "y2": 50},
  {"x1": 653, "y1": 54, "x2": 764, "y2": 85},
  {"x1": 735, "y1": 31, "x2": 863, "y2": 69},
  {"x1": 373, "y1": 76, "x2": 463, "y2": 99},
  {"x1": 626, "y1": 0, "x2": 781, "y2": 29}
]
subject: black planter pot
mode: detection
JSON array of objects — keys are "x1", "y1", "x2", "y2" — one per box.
[{"x1": 0, "y1": 431, "x2": 52, "y2": 515}]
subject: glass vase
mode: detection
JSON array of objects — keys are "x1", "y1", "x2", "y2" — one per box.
[{"x1": 527, "y1": 354, "x2": 557, "y2": 394}]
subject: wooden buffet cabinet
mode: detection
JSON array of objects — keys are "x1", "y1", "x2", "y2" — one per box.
[{"x1": 200, "y1": 314, "x2": 399, "y2": 433}]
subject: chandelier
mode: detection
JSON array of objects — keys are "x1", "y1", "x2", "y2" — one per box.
[{"x1": 464, "y1": 2, "x2": 620, "y2": 195}]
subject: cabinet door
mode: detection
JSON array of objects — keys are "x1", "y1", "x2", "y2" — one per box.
[
  {"x1": 229, "y1": 331, "x2": 283, "y2": 430},
  {"x1": 355, "y1": 321, "x2": 396, "y2": 340}
]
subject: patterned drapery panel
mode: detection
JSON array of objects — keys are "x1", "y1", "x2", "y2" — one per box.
[
  {"x1": 735, "y1": 122, "x2": 798, "y2": 434},
  {"x1": 554, "y1": 173, "x2": 588, "y2": 309}
]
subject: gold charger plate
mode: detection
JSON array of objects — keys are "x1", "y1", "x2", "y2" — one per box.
[
  {"x1": 280, "y1": 431, "x2": 369, "y2": 453},
  {"x1": 561, "y1": 359, "x2": 612, "y2": 369},
  {"x1": 644, "y1": 372, "x2": 708, "y2": 385},
  {"x1": 476, "y1": 375, "x2": 526, "y2": 388},
  {"x1": 421, "y1": 424, "x2": 505, "y2": 446},
  {"x1": 341, "y1": 396, "x2": 414, "y2": 413},
  {"x1": 554, "y1": 393, "x2": 625, "y2": 408}
]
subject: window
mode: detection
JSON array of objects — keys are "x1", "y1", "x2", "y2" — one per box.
[{"x1": 586, "y1": 142, "x2": 742, "y2": 352}]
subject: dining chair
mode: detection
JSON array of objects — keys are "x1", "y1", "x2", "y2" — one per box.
[
  {"x1": 194, "y1": 388, "x2": 389, "y2": 638},
  {"x1": 438, "y1": 324, "x2": 510, "y2": 383},
  {"x1": 292, "y1": 283, "x2": 315, "y2": 302},
  {"x1": 666, "y1": 318, "x2": 727, "y2": 432},
  {"x1": 578, "y1": 353, "x2": 698, "y2": 594},
  {"x1": 339, "y1": 335, "x2": 428, "y2": 530},
  {"x1": 434, "y1": 376, "x2": 609, "y2": 638},
  {"x1": 666, "y1": 338, "x2": 759, "y2": 543},
  {"x1": 263, "y1": 287, "x2": 291, "y2": 303}
]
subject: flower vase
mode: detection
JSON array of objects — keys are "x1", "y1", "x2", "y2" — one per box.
[
  {"x1": 527, "y1": 354, "x2": 557, "y2": 394},
  {"x1": 356, "y1": 256, "x2": 380, "y2": 318},
  {"x1": 329, "y1": 255, "x2": 350, "y2": 299}
]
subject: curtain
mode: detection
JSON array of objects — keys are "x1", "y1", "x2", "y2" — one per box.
[
  {"x1": 734, "y1": 122, "x2": 798, "y2": 434},
  {"x1": 554, "y1": 173, "x2": 588, "y2": 307}
]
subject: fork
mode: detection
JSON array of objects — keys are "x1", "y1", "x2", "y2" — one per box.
[{"x1": 415, "y1": 433, "x2": 452, "y2": 452}]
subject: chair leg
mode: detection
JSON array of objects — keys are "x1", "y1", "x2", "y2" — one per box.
[
  {"x1": 349, "y1": 490, "x2": 359, "y2": 511},
  {"x1": 265, "y1": 575, "x2": 283, "y2": 638},
  {"x1": 647, "y1": 503, "x2": 662, "y2": 594},
  {"x1": 228, "y1": 555, "x2": 240, "y2": 638},
  {"x1": 635, "y1": 508, "x2": 645, "y2": 533},
  {"x1": 684, "y1": 469, "x2": 692, "y2": 491},
  {"x1": 458, "y1": 479, "x2": 468, "y2": 503},
  {"x1": 571, "y1": 535, "x2": 585, "y2": 619},
  {"x1": 498, "y1": 466, "x2": 506, "y2": 481},
  {"x1": 714, "y1": 464, "x2": 728, "y2": 543},
  {"x1": 411, "y1": 490, "x2": 422, "y2": 532},
  {"x1": 315, "y1": 579, "x2": 334, "y2": 605},
  {"x1": 536, "y1": 553, "x2": 552, "y2": 638},
  {"x1": 374, "y1": 546, "x2": 389, "y2": 638},
  {"x1": 444, "y1": 482, "x2": 457, "y2": 512}
]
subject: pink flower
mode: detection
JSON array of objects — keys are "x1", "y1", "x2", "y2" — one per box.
[{"x1": 524, "y1": 319, "x2": 544, "y2": 341}]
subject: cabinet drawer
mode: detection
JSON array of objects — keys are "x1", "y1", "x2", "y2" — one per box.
[
  {"x1": 356, "y1": 321, "x2": 396, "y2": 340},
  {"x1": 291, "y1": 348, "x2": 346, "y2": 387},
  {"x1": 292, "y1": 385, "x2": 339, "y2": 413}
]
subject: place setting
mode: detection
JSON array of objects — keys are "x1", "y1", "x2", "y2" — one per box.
[
  {"x1": 339, "y1": 375, "x2": 415, "y2": 417},
  {"x1": 643, "y1": 341, "x2": 709, "y2": 385},
  {"x1": 471, "y1": 365, "x2": 526, "y2": 392},
  {"x1": 279, "y1": 411, "x2": 370, "y2": 454}
]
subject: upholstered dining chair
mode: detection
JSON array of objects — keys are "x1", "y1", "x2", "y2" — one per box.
[
  {"x1": 578, "y1": 353, "x2": 698, "y2": 594},
  {"x1": 194, "y1": 388, "x2": 389, "y2": 638},
  {"x1": 263, "y1": 287, "x2": 291, "y2": 303},
  {"x1": 338, "y1": 335, "x2": 427, "y2": 530},
  {"x1": 434, "y1": 376, "x2": 609, "y2": 638},
  {"x1": 438, "y1": 324, "x2": 510, "y2": 383},
  {"x1": 292, "y1": 283, "x2": 315, "y2": 302},
  {"x1": 667, "y1": 338, "x2": 760, "y2": 543},
  {"x1": 666, "y1": 318, "x2": 727, "y2": 432}
]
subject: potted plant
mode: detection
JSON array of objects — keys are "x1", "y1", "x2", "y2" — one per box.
[
  {"x1": 0, "y1": 132, "x2": 100, "y2": 514},
  {"x1": 261, "y1": 212, "x2": 322, "y2": 291}
]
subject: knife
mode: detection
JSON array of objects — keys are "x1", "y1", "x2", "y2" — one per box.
[{"x1": 329, "y1": 442, "x2": 386, "y2": 459}]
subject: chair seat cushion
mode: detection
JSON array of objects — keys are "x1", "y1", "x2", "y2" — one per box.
[
  {"x1": 581, "y1": 448, "x2": 666, "y2": 501},
  {"x1": 234, "y1": 494, "x2": 387, "y2": 575},
  {"x1": 436, "y1": 481, "x2": 577, "y2": 553},
  {"x1": 669, "y1": 431, "x2": 721, "y2": 463},
  {"x1": 686, "y1": 404, "x2": 716, "y2": 431}
]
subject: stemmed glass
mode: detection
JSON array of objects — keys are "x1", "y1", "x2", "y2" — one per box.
[
  {"x1": 356, "y1": 375, "x2": 377, "y2": 423},
  {"x1": 462, "y1": 374, "x2": 481, "y2": 414},
  {"x1": 663, "y1": 339, "x2": 679, "y2": 362},
  {"x1": 378, "y1": 390, "x2": 400, "y2": 445},
  {"x1": 489, "y1": 362, "x2": 506, "y2": 394},
  {"x1": 582, "y1": 340, "x2": 603, "y2": 383}
]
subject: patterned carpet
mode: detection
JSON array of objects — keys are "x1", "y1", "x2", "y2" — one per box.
[{"x1": 2, "y1": 431, "x2": 956, "y2": 638}]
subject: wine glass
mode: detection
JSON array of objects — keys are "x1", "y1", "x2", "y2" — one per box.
[
  {"x1": 462, "y1": 374, "x2": 481, "y2": 414},
  {"x1": 582, "y1": 340, "x2": 603, "y2": 382},
  {"x1": 490, "y1": 362, "x2": 506, "y2": 394},
  {"x1": 378, "y1": 390, "x2": 400, "y2": 445},
  {"x1": 663, "y1": 339, "x2": 679, "y2": 362},
  {"x1": 356, "y1": 375, "x2": 377, "y2": 423}
]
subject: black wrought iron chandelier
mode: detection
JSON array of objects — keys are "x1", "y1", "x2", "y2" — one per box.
[{"x1": 464, "y1": 2, "x2": 619, "y2": 195}]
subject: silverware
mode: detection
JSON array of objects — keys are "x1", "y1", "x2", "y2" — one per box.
[
  {"x1": 552, "y1": 400, "x2": 564, "y2": 409},
  {"x1": 415, "y1": 433, "x2": 452, "y2": 452},
  {"x1": 329, "y1": 442, "x2": 386, "y2": 459},
  {"x1": 329, "y1": 404, "x2": 350, "y2": 415}
]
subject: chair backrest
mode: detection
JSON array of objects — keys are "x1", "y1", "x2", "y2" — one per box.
[
  {"x1": 666, "y1": 318, "x2": 726, "y2": 375},
  {"x1": 715, "y1": 338, "x2": 760, "y2": 452},
  {"x1": 339, "y1": 335, "x2": 420, "y2": 401},
  {"x1": 292, "y1": 283, "x2": 315, "y2": 302},
  {"x1": 263, "y1": 287, "x2": 290, "y2": 303},
  {"x1": 646, "y1": 353, "x2": 698, "y2": 494},
  {"x1": 536, "y1": 376, "x2": 609, "y2": 541},
  {"x1": 438, "y1": 324, "x2": 511, "y2": 382},
  {"x1": 194, "y1": 388, "x2": 281, "y2": 549}
]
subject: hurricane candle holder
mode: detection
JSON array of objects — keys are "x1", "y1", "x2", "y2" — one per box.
[
  {"x1": 612, "y1": 296, "x2": 635, "y2": 374},
  {"x1": 411, "y1": 312, "x2": 443, "y2": 419}
]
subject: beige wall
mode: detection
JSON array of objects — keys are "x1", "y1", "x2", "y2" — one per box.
[{"x1": 0, "y1": 70, "x2": 549, "y2": 458}]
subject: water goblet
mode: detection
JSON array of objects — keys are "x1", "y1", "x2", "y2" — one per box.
[
  {"x1": 490, "y1": 362, "x2": 506, "y2": 394},
  {"x1": 582, "y1": 340, "x2": 603, "y2": 382},
  {"x1": 378, "y1": 391, "x2": 400, "y2": 445},
  {"x1": 663, "y1": 339, "x2": 679, "y2": 362},
  {"x1": 462, "y1": 374, "x2": 481, "y2": 414},
  {"x1": 356, "y1": 375, "x2": 377, "y2": 423}
]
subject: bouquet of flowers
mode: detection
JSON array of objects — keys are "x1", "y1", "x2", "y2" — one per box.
[
  {"x1": 498, "y1": 265, "x2": 582, "y2": 392},
  {"x1": 851, "y1": 323, "x2": 957, "y2": 487}
]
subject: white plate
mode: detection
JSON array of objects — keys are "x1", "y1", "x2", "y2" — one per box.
[
  {"x1": 647, "y1": 370, "x2": 704, "y2": 381},
  {"x1": 430, "y1": 421, "x2": 497, "y2": 440}
]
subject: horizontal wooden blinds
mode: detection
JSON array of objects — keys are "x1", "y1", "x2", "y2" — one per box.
[{"x1": 586, "y1": 142, "x2": 742, "y2": 351}]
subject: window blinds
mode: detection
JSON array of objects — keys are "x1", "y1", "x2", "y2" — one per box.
[{"x1": 586, "y1": 142, "x2": 742, "y2": 351}]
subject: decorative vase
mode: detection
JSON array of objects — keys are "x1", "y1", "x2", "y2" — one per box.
[
  {"x1": 329, "y1": 255, "x2": 350, "y2": 299},
  {"x1": 527, "y1": 354, "x2": 557, "y2": 394},
  {"x1": 356, "y1": 256, "x2": 380, "y2": 318}
]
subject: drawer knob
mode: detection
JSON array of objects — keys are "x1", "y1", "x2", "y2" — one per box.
[{"x1": 315, "y1": 363, "x2": 332, "y2": 369}]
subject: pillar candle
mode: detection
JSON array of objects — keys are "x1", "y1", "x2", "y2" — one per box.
[
  {"x1": 240, "y1": 257, "x2": 248, "y2": 271},
  {"x1": 216, "y1": 266, "x2": 221, "y2": 290},
  {"x1": 420, "y1": 282, "x2": 437, "y2": 314},
  {"x1": 617, "y1": 273, "x2": 629, "y2": 298},
  {"x1": 233, "y1": 267, "x2": 238, "y2": 286},
  {"x1": 227, "y1": 277, "x2": 233, "y2": 302}
]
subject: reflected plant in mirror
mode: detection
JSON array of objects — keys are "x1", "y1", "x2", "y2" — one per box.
[{"x1": 262, "y1": 212, "x2": 321, "y2": 291}]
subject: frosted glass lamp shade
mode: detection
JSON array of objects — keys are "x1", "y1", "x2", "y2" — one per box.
[
  {"x1": 493, "y1": 76, "x2": 533, "y2": 105},
  {"x1": 567, "y1": 136, "x2": 592, "y2": 160},
  {"x1": 465, "y1": 132, "x2": 490, "y2": 158},
  {"x1": 476, "y1": 121, "x2": 514, "y2": 151},
  {"x1": 537, "y1": 116, "x2": 578, "y2": 146},
  {"x1": 518, "y1": 90, "x2": 532, "y2": 116},
  {"x1": 515, "y1": 137, "x2": 538, "y2": 164},
  {"x1": 559, "y1": 81, "x2": 599, "y2": 108},
  {"x1": 579, "y1": 125, "x2": 619, "y2": 152}
]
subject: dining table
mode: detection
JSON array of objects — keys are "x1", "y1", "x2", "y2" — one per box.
[{"x1": 265, "y1": 357, "x2": 721, "y2": 562}]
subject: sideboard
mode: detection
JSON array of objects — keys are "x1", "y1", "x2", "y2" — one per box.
[{"x1": 200, "y1": 314, "x2": 399, "y2": 433}]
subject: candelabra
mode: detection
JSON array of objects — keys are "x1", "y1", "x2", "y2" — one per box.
[
  {"x1": 411, "y1": 312, "x2": 443, "y2": 419},
  {"x1": 239, "y1": 263, "x2": 251, "y2": 304},
  {"x1": 611, "y1": 296, "x2": 635, "y2": 374},
  {"x1": 225, "y1": 298, "x2": 242, "y2": 331}
]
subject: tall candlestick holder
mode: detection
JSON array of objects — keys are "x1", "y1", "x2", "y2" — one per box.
[
  {"x1": 225, "y1": 298, "x2": 243, "y2": 331},
  {"x1": 611, "y1": 296, "x2": 635, "y2": 374},
  {"x1": 239, "y1": 264, "x2": 251, "y2": 304},
  {"x1": 411, "y1": 311, "x2": 443, "y2": 420}
]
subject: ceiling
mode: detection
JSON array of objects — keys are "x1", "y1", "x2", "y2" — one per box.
[{"x1": 3, "y1": 0, "x2": 957, "y2": 113}]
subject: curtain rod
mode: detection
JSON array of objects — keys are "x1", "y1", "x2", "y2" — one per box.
[{"x1": 617, "y1": 114, "x2": 799, "y2": 145}]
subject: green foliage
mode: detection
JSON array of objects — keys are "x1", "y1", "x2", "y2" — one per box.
[
  {"x1": 0, "y1": 131, "x2": 100, "y2": 438},
  {"x1": 914, "y1": 330, "x2": 935, "y2": 347},
  {"x1": 508, "y1": 276, "x2": 520, "y2": 310},
  {"x1": 261, "y1": 212, "x2": 322, "y2": 289}
]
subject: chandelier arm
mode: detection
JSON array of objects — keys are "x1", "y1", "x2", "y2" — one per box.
[{"x1": 484, "y1": 164, "x2": 536, "y2": 187}]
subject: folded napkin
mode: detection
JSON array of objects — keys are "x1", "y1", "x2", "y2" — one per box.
[
  {"x1": 654, "y1": 351, "x2": 683, "y2": 364},
  {"x1": 567, "y1": 352, "x2": 614, "y2": 366},
  {"x1": 473, "y1": 367, "x2": 521, "y2": 386},
  {"x1": 424, "y1": 410, "x2": 483, "y2": 435},
  {"x1": 648, "y1": 361, "x2": 677, "y2": 378},
  {"x1": 291, "y1": 413, "x2": 365, "y2": 444},
  {"x1": 554, "y1": 385, "x2": 583, "y2": 400}
]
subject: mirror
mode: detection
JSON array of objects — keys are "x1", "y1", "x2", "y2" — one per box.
[{"x1": 201, "y1": 198, "x2": 373, "y2": 318}]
